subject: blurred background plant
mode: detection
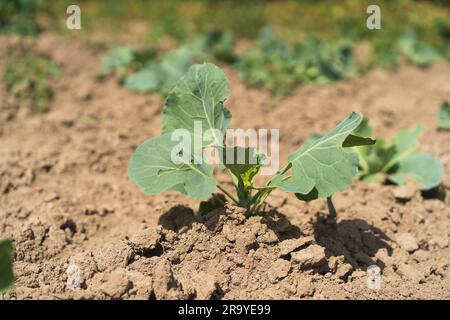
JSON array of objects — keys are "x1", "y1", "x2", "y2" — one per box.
[
  {"x1": 4, "y1": 46, "x2": 61, "y2": 112},
  {"x1": 1, "y1": 0, "x2": 449, "y2": 105}
]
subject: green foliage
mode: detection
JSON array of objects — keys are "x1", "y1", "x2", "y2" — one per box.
[
  {"x1": 4, "y1": 49, "x2": 61, "y2": 112},
  {"x1": 437, "y1": 100, "x2": 450, "y2": 130},
  {"x1": 434, "y1": 19, "x2": 450, "y2": 60},
  {"x1": 100, "y1": 30, "x2": 235, "y2": 95},
  {"x1": 237, "y1": 27, "x2": 295, "y2": 101},
  {"x1": 0, "y1": 0, "x2": 38, "y2": 35},
  {"x1": 396, "y1": 28, "x2": 440, "y2": 67},
  {"x1": 129, "y1": 63, "x2": 374, "y2": 215},
  {"x1": 0, "y1": 239, "x2": 14, "y2": 294},
  {"x1": 124, "y1": 46, "x2": 204, "y2": 95},
  {"x1": 237, "y1": 27, "x2": 356, "y2": 103},
  {"x1": 270, "y1": 112, "x2": 375, "y2": 200},
  {"x1": 128, "y1": 133, "x2": 217, "y2": 199},
  {"x1": 355, "y1": 120, "x2": 443, "y2": 190},
  {"x1": 292, "y1": 38, "x2": 356, "y2": 84}
]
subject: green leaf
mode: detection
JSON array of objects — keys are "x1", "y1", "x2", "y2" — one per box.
[
  {"x1": 219, "y1": 146, "x2": 263, "y2": 207},
  {"x1": 355, "y1": 120, "x2": 443, "y2": 190},
  {"x1": 220, "y1": 147, "x2": 262, "y2": 188},
  {"x1": 437, "y1": 100, "x2": 450, "y2": 130},
  {"x1": 382, "y1": 125, "x2": 425, "y2": 172},
  {"x1": 162, "y1": 63, "x2": 231, "y2": 147},
  {"x1": 128, "y1": 133, "x2": 217, "y2": 199},
  {"x1": 342, "y1": 134, "x2": 376, "y2": 147},
  {"x1": 0, "y1": 239, "x2": 14, "y2": 294},
  {"x1": 361, "y1": 173, "x2": 386, "y2": 184},
  {"x1": 397, "y1": 28, "x2": 440, "y2": 67},
  {"x1": 124, "y1": 69, "x2": 159, "y2": 92},
  {"x1": 389, "y1": 153, "x2": 444, "y2": 190},
  {"x1": 357, "y1": 139, "x2": 396, "y2": 176},
  {"x1": 100, "y1": 46, "x2": 134, "y2": 75},
  {"x1": 273, "y1": 112, "x2": 369, "y2": 200}
]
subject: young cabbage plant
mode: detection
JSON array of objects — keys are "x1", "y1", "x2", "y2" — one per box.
[
  {"x1": 437, "y1": 100, "x2": 450, "y2": 130},
  {"x1": 354, "y1": 119, "x2": 443, "y2": 190},
  {"x1": 128, "y1": 63, "x2": 375, "y2": 215},
  {"x1": 0, "y1": 239, "x2": 14, "y2": 295}
]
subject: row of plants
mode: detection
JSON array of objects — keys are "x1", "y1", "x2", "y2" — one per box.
[{"x1": 100, "y1": 25, "x2": 450, "y2": 106}]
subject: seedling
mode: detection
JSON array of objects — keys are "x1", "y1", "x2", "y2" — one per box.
[
  {"x1": 4, "y1": 48, "x2": 61, "y2": 112},
  {"x1": 437, "y1": 100, "x2": 450, "y2": 130},
  {"x1": 396, "y1": 27, "x2": 440, "y2": 67},
  {"x1": 100, "y1": 30, "x2": 235, "y2": 95},
  {"x1": 238, "y1": 27, "x2": 356, "y2": 106},
  {"x1": 354, "y1": 119, "x2": 443, "y2": 190},
  {"x1": 0, "y1": 239, "x2": 14, "y2": 295},
  {"x1": 128, "y1": 63, "x2": 375, "y2": 215}
]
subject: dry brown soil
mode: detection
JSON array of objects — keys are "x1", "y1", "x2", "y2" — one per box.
[{"x1": 1, "y1": 33, "x2": 450, "y2": 299}]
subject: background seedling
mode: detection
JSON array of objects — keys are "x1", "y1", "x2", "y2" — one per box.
[
  {"x1": 354, "y1": 119, "x2": 443, "y2": 190},
  {"x1": 0, "y1": 239, "x2": 14, "y2": 295},
  {"x1": 99, "y1": 29, "x2": 235, "y2": 95},
  {"x1": 437, "y1": 100, "x2": 450, "y2": 130},
  {"x1": 128, "y1": 63, "x2": 375, "y2": 216},
  {"x1": 4, "y1": 48, "x2": 61, "y2": 112}
]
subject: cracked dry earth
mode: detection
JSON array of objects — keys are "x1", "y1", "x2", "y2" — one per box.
[{"x1": 1, "y1": 33, "x2": 450, "y2": 299}]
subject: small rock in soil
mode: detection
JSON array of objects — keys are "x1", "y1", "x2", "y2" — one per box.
[
  {"x1": 291, "y1": 244, "x2": 326, "y2": 269},
  {"x1": 235, "y1": 232, "x2": 257, "y2": 253},
  {"x1": 129, "y1": 227, "x2": 162, "y2": 256},
  {"x1": 396, "y1": 233, "x2": 419, "y2": 253},
  {"x1": 152, "y1": 259, "x2": 185, "y2": 299},
  {"x1": 99, "y1": 268, "x2": 131, "y2": 299},
  {"x1": 392, "y1": 185, "x2": 416, "y2": 201},
  {"x1": 278, "y1": 236, "x2": 314, "y2": 256},
  {"x1": 193, "y1": 274, "x2": 220, "y2": 299},
  {"x1": 267, "y1": 259, "x2": 291, "y2": 283}
]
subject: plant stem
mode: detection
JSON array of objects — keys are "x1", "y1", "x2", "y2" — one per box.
[
  {"x1": 217, "y1": 185, "x2": 240, "y2": 206},
  {"x1": 326, "y1": 196, "x2": 337, "y2": 219}
]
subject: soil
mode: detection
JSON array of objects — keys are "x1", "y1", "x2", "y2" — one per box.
[{"x1": 1, "y1": 33, "x2": 450, "y2": 300}]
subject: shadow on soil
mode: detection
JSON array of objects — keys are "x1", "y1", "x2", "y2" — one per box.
[
  {"x1": 312, "y1": 211, "x2": 392, "y2": 269},
  {"x1": 158, "y1": 205, "x2": 198, "y2": 232},
  {"x1": 158, "y1": 202, "x2": 302, "y2": 242},
  {"x1": 158, "y1": 200, "x2": 392, "y2": 270}
]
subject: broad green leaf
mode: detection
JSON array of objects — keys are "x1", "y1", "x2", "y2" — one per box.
[
  {"x1": 437, "y1": 100, "x2": 450, "y2": 130},
  {"x1": 273, "y1": 112, "x2": 369, "y2": 200},
  {"x1": 162, "y1": 63, "x2": 231, "y2": 147},
  {"x1": 124, "y1": 69, "x2": 159, "y2": 92},
  {"x1": 0, "y1": 239, "x2": 14, "y2": 294},
  {"x1": 305, "y1": 119, "x2": 376, "y2": 175},
  {"x1": 128, "y1": 133, "x2": 217, "y2": 199},
  {"x1": 389, "y1": 153, "x2": 444, "y2": 190},
  {"x1": 382, "y1": 125, "x2": 425, "y2": 172}
]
